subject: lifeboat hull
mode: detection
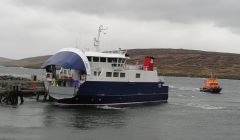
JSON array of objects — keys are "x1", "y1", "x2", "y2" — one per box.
[{"x1": 200, "y1": 88, "x2": 222, "y2": 93}]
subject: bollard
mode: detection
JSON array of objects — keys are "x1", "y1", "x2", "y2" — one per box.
[
  {"x1": 16, "y1": 86, "x2": 19, "y2": 104},
  {"x1": 13, "y1": 86, "x2": 19, "y2": 105},
  {"x1": 19, "y1": 90, "x2": 24, "y2": 105},
  {"x1": 11, "y1": 86, "x2": 15, "y2": 105},
  {"x1": 10, "y1": 86, "x2": 19, "y2": 105}
]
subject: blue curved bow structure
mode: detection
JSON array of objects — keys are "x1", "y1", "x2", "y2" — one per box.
[{"x1": 41, "y1": 48, "x2": 90, "y2": 75}]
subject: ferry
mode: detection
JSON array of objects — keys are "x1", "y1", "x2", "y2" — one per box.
[
  {"x1": 41, "y1": 26, "x2": 168, "y2": 106},
  {"x1": 200, "y1": 76, "x2": 222, "y2": 93}
]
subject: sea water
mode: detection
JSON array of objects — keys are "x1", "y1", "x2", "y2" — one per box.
[{"x1": 0, "y1": 67, "x2": 240, "y2": 140}]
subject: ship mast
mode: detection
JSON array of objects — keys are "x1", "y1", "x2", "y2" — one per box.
[{"x1": 94, "y1": 25, "x2": 107, "y2": 52}]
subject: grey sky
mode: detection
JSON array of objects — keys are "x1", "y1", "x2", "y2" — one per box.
[{"x1": 1, "y1": 0, "x2": 240, "y2": 59}]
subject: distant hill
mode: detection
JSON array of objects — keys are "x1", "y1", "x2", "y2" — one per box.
[
  {"x1": 127, "y1": 49, "x2": 240, "y2": 79},
  {"x1": 0, "y1": 57, "x2": 13, "y2": 64},
  {"x1": 1, "y1": 55, "x2": 51, "y2": 68},
  {"x1": 1, "y1": 49, "x2": 240, "y2": 79}
]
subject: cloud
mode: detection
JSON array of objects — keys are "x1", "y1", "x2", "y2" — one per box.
[
  {"x1": 14, "y1": 0, "x2": 240, "y2": 29},
  {"x1": 1, "y1": 0, "x2": 240, "y2": 59}
]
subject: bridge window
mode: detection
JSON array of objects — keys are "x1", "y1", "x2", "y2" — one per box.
[
  {"x1": 113, "y1": 72, "x2": 119, "y2": 77},
  {"x1": 87, "y1": 56, "x2": 92, "y2": 62},
  {"x1": 106, "y1": 72, "x2": 112, "y2": 77},
  {"x1": 93, "y1": 57, "x2": 99, "y2": 62},
  {"x1": 136, "y1": 73, "x2": 141, "y2": 78},
  {"x1": 100, "y1": 57, "x2": 106, "y2": 62},
  {"x1": 120, "y1": 73, "x2": 125, "y2": 78},
  {"x1": 113, "y1": 58, "x2": 117, "y2": 63},
  {"x1": 118, "y1": 58, "x2": 124, "y2": 63},
  {"x1": 108, "y1": 58, "x2": 113, "y2": 63}
]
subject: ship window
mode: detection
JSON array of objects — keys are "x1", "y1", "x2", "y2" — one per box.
[
  {"x1": 136, "y1": 73, "x2": 141, "y2": 78},
  {"x1": 210, "y1": 83, "x2": 217, "y2": 85},
  {"x1": 108, "y1": 58, "x2": 113, "y2": 63},
  {"x1": 64, "y1": 70, "x2": 67, "y2": 74},
  {"x1": 113, "y1": 58, "x2": 117, "y2": 63},
  {"x1": 106, "y1": 72, "x2": 112, "y2": 77},
  {"x1": 112, "y1": 64, "x2": 117, "y2": 67},
  {"x1": 118, "y1": 58, "x2": 122, "y2": 63},
  {"x1": 120, "y1": 73, "x2": 125, "y2": 78},
  {"x1": 113, "y1": 72, "x2": 119, "y2": 77},
  {"x1": 100, "y1": 57, "x2": 106, "y2": 62},
  {"x1": 47, "y1": 73, "x2": 51, "y2": 78},
  {"x1": 87, "y1": 56, "x2": 92, "y2": 62},
  {"x1": 93, "y1": 57, "x2": 99, "y2": 62},
  {"x1": 94, "y1": 71, "x2": 101, "y2": 76},
  {"x1": 119, "y1": 58, "x2": 124, "y2": 63}
]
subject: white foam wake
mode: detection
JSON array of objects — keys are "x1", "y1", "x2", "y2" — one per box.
[
  {"x1": 96, "y1": 105, "x2": 123, "y2": 110},
  {"x1": 169, "y1": 85, "x2": 199, "y2": 92},
  {"x1": 186, "y1": 103, "x2": 225, "y2": 110}
]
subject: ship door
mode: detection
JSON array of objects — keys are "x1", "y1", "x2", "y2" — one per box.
[{"x1": 80, "y1": 74, "x2": 86, "y2": 85}]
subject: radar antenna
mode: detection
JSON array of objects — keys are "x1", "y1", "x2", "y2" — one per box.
[{"x1": 94, "y1": 25, "x2": 107, "y2": 52}]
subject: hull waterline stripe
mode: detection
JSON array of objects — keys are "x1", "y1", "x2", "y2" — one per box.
[{"x1": 53, "y1": 100, "x2": 168, "y2": 106}]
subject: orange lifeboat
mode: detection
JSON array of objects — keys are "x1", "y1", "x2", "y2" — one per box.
[{"x1": 200, "y1": 77, "x2": 222, "y2": 93}]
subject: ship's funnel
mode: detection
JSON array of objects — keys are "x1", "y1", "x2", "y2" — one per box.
[{"x1": 143, "y1": 56, "x2": 154, "y2": 71}]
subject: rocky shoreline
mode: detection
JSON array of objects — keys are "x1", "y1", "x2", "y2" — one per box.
[{"x1": 0, "y1": 75, "x2": 31, "y2": 81}]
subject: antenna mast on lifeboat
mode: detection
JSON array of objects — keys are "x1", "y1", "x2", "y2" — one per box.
[{"x1": 94, "y1": 25, "x2": 107, "y2": 52}]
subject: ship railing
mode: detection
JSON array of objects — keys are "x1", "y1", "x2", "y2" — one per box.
[
  {"x1": 126, "y1": 65, "x2": 157, "y2": 71},
  {"x1": 126, "y1": 65, "x2": 144, "y2": 70},
  {"x1": 103, "y1": 50, "x2": 127, "y2": 55},
  {"x1": 143, "y1": 66, "x2": 157, "y2": 71},
  {"x1": 113, "y1": 67, "x2": 124, "y2": 71}
]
